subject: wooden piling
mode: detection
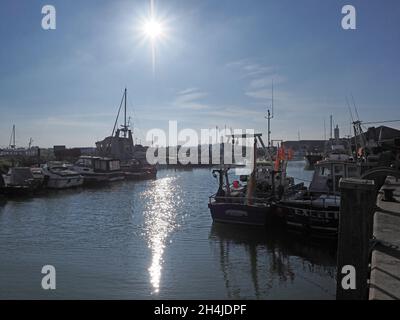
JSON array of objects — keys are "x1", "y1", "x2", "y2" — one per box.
[{"x1": 336, "y1": 178, "x2": 376, "y2": 300}]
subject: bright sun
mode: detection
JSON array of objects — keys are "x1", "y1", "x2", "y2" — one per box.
[{"x1": 142, "y1": 18, "x2": 164, "y2": 41}]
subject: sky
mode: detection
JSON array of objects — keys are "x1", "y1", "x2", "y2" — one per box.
[{"x1": 0, "y1": 0, "x2": 399, "y2": 148}]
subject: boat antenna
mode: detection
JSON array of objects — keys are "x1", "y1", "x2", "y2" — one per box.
[
  {"x1": 9, "y1": 124, "x2": 16, "y2": 149},
  {"x1": 265, "y1": 80, "x2": 274, "y2": 148},
  {"x1": 272, "y1": 79, "x2": 274, "y2": 118},
  {"x1": 122, "y1": 87, "x2": 128, "y2": 138}
]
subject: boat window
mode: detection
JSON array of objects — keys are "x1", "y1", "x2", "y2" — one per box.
[
  {"x1": 77, "y1": 159, "x2": 93, "y2": 167},
  {"x1": 109, "y1": 160, "x2": 120, "y2": 171},
  {"x1": 319, "y1": 166, "x2": 331, "y2": 176},
  {"x1": 347, "y1": 166, "x2": 359, "y2": 177},
  {"x1": 334, "y1": 165, "x2": 344, "y2": 175}
]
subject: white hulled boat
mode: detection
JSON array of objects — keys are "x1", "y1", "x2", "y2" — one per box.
[{"x1": 42, "y1": 162, "x2": 83, "y2": 189}]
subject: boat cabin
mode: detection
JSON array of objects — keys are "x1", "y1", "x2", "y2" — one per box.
[
  {"x1": 309, "y1": 160, "x2": 360, "y2": 195},
  {"x1": 2, "y1": 167, "x2": 35, "y2": 186},
  {"x1": 75, "y1": 156, "x2": 121, "y2": 173}
]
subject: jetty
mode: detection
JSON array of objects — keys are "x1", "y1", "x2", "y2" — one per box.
[
  {"x1": 336, "y1": 174, "x2": 400, "y2": 300},
  {"x1": 369, "y1": 175, "x2": 400, "y2": 299}
]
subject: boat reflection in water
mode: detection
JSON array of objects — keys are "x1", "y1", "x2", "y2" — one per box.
[
  {"x1": 141, "y1": 176, "x2": 182, "y2": 294},
  {"x1": 209, "y1": 223, "x2": 337, "y2": 299}
]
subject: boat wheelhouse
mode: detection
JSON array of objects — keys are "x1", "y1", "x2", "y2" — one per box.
[{"x1": 72, "y1": 156, "x2": 125, "y2": 184}]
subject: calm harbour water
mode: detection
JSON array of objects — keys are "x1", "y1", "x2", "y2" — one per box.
[{"x1": 0, "y1": 161, "x2": 336, "y2": 299}]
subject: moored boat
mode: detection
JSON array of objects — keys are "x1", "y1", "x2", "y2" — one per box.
[
  {"x1": 71, "y1": 156, "x2": 125, "y2": 185},
  {"x1": 208, "y1": 133, "x2": 299, "y2": 226},
  {"x1": 0, "y1": 167, "x2": 43, "y2": 196},
  {"x1": 277, "y1": 155, "x2": 358, "y2": 235},
  {"x1": 41, "y1": 162, "x2": 84, "y2": 189},
  {"x1": 95, "y1": 88, "x2": 157, "y2": 180}
]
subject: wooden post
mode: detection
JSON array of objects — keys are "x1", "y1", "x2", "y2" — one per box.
[{"x1": 336, "y1": 178, "x2": 376, "y2": 300}]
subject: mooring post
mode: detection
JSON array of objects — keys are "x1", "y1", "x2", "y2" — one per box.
[{"x1": 336, "y1": 178, "x2": 376, "y2": 300}]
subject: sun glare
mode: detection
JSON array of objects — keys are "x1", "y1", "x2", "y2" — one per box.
[
  {"x1": 137, "y1": 0, "x2": 170, "y2": 72},
  {"x1": 142, "y1": 18, "x2": 164, "y2": 41}
]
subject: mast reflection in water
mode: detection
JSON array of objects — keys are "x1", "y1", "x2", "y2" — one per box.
[
  {"x1": 210, "y1": 223, "x2": 337, "y2": 299},
  {"x1": 141, "y1": 177, "x2": 181, "y2": 294}
]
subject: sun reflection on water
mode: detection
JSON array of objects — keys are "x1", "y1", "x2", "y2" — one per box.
[{"x1": 142, "y1": 176, "x2": 181, "y2": 294}]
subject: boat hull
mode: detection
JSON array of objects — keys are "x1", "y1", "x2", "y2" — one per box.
[
  {"x1": 208, "y1": 201, "x2": 278, "y2": 226},
  {"x1": 81, "y1": 172, "x2": 125, "y2": 184},
  {"x1": 0, "y1": 186, "x2": 34, "y2": 197},
  {"x1": 46, "y1": 176, "x2": 83, "y2": 189},
  {"x1": 277, "y1": 202, "x2": 339, "y2": 235}
]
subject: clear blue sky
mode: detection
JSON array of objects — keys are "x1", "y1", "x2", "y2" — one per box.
[{"x1": 0, "y1": 0, "x2": 399, "y2": 148}]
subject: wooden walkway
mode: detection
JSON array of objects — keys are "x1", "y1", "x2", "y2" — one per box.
[{"x1": 369, "y1": 176, "x2": 400, "y2": 300}]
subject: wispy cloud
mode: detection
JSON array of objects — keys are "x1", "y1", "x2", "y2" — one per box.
[
  {"x1": 32, "y1": 115, "x2": 110, "y2": 128},
  {"x1": 206, "y1": 106, "x2": 263, "y2": 119},
  {"x1": 248, "y1": 75, "x2": 286, "y2": 89},
  {"x1": 226, "y1": 59, "x2": 286, "y2": 101},
  {"x1": 226, "y1": 59, "x2": 274, "y2": 78},
  {"x1": 173, "y1": 88, "x2": 210, "y2": 110}
]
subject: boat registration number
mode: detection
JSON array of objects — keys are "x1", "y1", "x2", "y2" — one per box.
[{"x1": 225, "y1": 210, "x2": 248, "y2": 217}]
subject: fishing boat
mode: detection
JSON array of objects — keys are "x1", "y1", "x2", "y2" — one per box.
[
  {"x1": 95, "y1": 88, "x2": 157, "y2": 180},
  {"x1": 41, "y1": 162, "x2": 83, "y2": 189},
  {"x1": 278, "y1": 119, "x2": 400, "y2": 236},
  {"x1": 208, "y1": 133, "x2": 299, "y2": 226},
  {"x1": 0, "y1": 167, "x2": 43, "y2": 196},
  {"x1": 71, "y1": 156, "x2": 125, "y2": 185},
  {"x1": 277, "y1": 153, "x2": 357, "y2": 235}
]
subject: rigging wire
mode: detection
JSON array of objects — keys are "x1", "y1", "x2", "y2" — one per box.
[{"x1": 111, "y1": 91, "x2": 126, "y2": 137}]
